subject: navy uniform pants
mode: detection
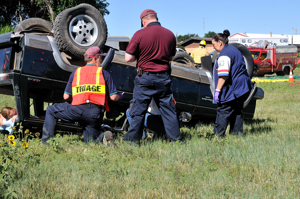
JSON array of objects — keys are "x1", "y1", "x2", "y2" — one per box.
[
  {"x1": 124, "y1": 72, "x2": 181, "y2": 143},
  {"x1": 214, "y1": 94, "x2": 248, "y2": 137},
  {"x1": 42, "y1": 101, "x2": 105, "y2": 144},
  {"x1": 126, "y1": 109, "x2": 166, "y2": 139}
]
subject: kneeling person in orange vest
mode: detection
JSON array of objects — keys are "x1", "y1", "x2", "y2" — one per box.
[
  {"x1": 191, "y1": 40, "x2": 209, "y2": 67},
  {"x1": 42, "y1": 46, "x2": 123, "y2": 146}
]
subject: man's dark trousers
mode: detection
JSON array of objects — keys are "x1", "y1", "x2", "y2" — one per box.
[
  {"x1": 42, "y1": 101, "x2": 105, "y2": 143},
  {"x1": 124, "y1": 72, "x2": 181, "y2": 143}
]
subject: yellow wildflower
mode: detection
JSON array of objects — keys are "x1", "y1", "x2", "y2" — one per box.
[
  {"x1": 22, "y1": 142, "x2": 29, "y2": 148},
  {"x1": 25, "y1": 129, "x2": 30, "y2": 134},
  {"x1": 35, "y1": 132, "x2": 40, "y2": 137},
  {"x1": 10, "y1": 140, "x2": 16, "y2": 146},
  {"x1": 0, "y1": 144, "x2": 2, "y2": 147},
  {"x1": 8, "y1": 135, "x2": 15, "y2": 141},
  {"x1": 5, "y1": 139, "x2": 9, "y2": 142}
]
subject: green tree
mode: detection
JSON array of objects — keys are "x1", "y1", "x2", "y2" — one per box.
[
  {"x1": 0, "y1": 0, "x2": 29, "y2": 26},
  {"x1": 204, "y1": 31, "x2": 216, "y2": 38},
  {"x1": 176, "y1": 33, "x2": 199, "y2": 43},
  {"x1": 0, "y1": 25, "x2": 13, "y2": 34},
  {"x1": 32, "y1": 0, "x2": 110, "y2": 23},
  {"x1": 0, "y1": 0, "x2": 109, "y2": 26},
  {"x1": 176, "y1": 33, "x2": 199, "y2": 51}
]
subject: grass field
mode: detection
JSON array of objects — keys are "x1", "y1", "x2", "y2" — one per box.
[{"x1": 1, "y1": 79, "x2": 300, "y2": 198}]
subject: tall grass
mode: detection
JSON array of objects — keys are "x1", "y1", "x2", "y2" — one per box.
[
  {"x1": 0, "y1": 95, "x2": 15, "y2": 108},
  {"x1": 1, "y1": 82, "x2": 300, "y2": 198}
]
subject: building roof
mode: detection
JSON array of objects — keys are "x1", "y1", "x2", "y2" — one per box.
[
  {"x1": 230, "y1": 33, "x2": 293, "y2": 38},
  {"x1": 179, "y1": 37, "x2": 212, "y2": 46},
  {"x1": 230, "y1": 33, "x2": 300, "y2": 45}
]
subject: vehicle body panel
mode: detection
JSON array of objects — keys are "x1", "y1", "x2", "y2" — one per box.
[{"x1": 0, "y1": 32, "x2": 263, "y2": 131}]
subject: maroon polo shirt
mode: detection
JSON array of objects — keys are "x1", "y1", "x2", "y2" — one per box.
[{"x1": 126, "y1": 22, "x2": 176, "y2": 72}]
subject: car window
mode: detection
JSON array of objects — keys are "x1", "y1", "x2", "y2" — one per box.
[
  {"x1": 251, "y1": 52, "x2": 259, "y2": 60},
  {"x1": 0, "y1": 47, "x2": 12, "y2": 72},
  {"x1": 176, "y1": 48, "x2": 185, "y2": 52}
]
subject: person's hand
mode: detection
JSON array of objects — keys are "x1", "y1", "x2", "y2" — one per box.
[
  {"x1": 118, "y1": 92, "x2": 124, "y2": 101},
  {"x1": 11, "y1": 115, "x2": 18, "y2": 123},
  {"x1": 0, "y1": 116, "x2": 4, "y2": 126},
  {"x1": 214, "y1": 90, "x2": 220, "y2": 104}
]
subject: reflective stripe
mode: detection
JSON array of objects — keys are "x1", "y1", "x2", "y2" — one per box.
[
  {"x1": 96, "y1": 67, "x2": 101, "y2": 85},
  {"x1": 76, "y1": 67, "x2": 81, "y2": 86},
  {"x1": 72, "y1": 84, "x2": 105, "y2": 95}
]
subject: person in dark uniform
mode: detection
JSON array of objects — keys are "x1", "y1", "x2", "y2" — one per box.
[
  {"x1": 42, "y1": 46, "x2": 123, "y2": 146},
  {"x1": 212, "y1": 30, "x2": 252, "y2": 137},
  {"x1": 126, "y1": 99, "x2": 165, "y2": 139},
  {"x1": 124, "y1": 9, "x2": 181, "y2": 144}
]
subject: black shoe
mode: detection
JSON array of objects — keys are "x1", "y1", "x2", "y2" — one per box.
[
  {"x1": 42, "y1": 139, "x2": 50, "y2": 146},
  {"x1": 170, "y1": 138, "x2": 186, "y2": 144},
  {"x1": 103, "y1": 131, "x2": 115, "y2": 147}
]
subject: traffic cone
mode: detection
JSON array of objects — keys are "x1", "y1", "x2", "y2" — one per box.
[{"x1": 289, "y1": 70, "x2": 294, "y2": 82}]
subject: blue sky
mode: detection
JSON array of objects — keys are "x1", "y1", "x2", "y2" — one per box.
[{"x1": 104, "y1": 0, "x2": 300, "y2": 38}]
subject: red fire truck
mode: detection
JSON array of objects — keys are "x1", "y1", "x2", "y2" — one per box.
[{"x1": 249, "y1": 42, "x2": 298, "y2": 76}]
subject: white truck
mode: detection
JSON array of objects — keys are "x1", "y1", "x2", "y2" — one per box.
[{"x1": 229, "y1": 37, "x2": 291, "y2": 47}]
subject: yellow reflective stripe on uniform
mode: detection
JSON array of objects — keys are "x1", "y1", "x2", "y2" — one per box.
[
  {"x1": 76, "y1": 67, "x2": 81, "y2": 86},
  {"x1": 72, "y1": 84, "x2": 106, "y2": 95},
  {"x1": 96, "y1": 67, "x2": 101, "y2": 85}
]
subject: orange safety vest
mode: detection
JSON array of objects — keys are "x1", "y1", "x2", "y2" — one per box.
[{"x1": 71, "y1": 65, "x2": 107, "y2": 107}]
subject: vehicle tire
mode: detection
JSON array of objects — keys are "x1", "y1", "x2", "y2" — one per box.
[
  {"x1": 230, "y1": 43, "x2": 254, "y2": 79},
  {"x1": 173, "y1": 52, "x2": 195, "y2": 66},
  {"x1": 211, "y1": 50, "x2": 219, "y2": 65},
  {"x1": 283, "y1": 67, "x2": 290, "y2": 75},
  {"x1": 253, "y1": 65, "x2": 259, "y2": 77},
  {"x1": 53, "y1": 3, "x2": 108, "y2": 59},
  {"x1": 276, "y1": 71, "x2": 284, "y2": 76},
  {"x1": 14, "y1": 18, "x2": 53, "y2": 33}
]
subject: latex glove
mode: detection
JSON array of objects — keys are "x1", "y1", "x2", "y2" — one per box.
[
  {"x1": 118, "y1": 92, "x2": 124, "y2": 101},
  {"x1": 214, "y1": 90, "x2": 220, "y2": 104}
]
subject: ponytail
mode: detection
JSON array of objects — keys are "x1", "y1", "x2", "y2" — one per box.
[{"x1": 213, "y1": 29, "x2": 230, "y2": 45}]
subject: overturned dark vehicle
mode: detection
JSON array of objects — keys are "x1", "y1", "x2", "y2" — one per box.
[{"x1": 0, "y1": 4, "x2": 264, "y2": 132}]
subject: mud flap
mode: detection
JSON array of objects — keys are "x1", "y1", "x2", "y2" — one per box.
[
  {"x1": 243, "y1": 82, "x2": 257, "y2": 108},
  {"x1": 101, "y1": 48, "x2": 115, "y2": 69},
  {"x1": 204, "y1": 70, "x2": 215, "y2": 96},
  {"x1": 201, "y1": 55, "x2": 215, "y2": 96}
]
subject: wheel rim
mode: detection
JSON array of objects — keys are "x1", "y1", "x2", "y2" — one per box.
[{"x1": 69, "y1": 14, "x2": 99, "y2": 46}]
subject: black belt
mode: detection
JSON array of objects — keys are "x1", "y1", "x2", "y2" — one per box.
[{"x1": 142, "y1": 70, "x2": 169, "y2": 75}]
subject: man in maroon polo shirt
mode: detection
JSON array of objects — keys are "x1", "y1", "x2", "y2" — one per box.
[{"x1": 124, "y1": 9, "x2": 182, "y2": 144}]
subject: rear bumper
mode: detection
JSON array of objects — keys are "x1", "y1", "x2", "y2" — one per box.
[{"x1": 254, "y1": 87, "x2": 264, "y2": 99}]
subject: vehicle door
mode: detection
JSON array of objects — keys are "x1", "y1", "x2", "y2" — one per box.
[
  {"x1": 194, "y1": 56, "x2": 217, "y2": 119},
  {"x1": 170, "y1": 64, "x2": 199, "y2": 115},
  {"x1": 258, "y1": 52, "x2": 271, "y2": 73}
]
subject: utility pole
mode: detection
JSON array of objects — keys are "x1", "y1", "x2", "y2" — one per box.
[{"x1": 203, "y1": 18, "x2": 205, "y2": 37}]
